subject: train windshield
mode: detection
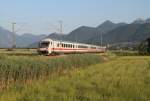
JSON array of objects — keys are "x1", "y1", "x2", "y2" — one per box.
[{"x1": 39, "y1": 42, "x2": 50, "y2": 48}]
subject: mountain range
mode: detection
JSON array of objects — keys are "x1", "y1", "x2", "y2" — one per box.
[
  {"x1": 0, "y1": 27, "x2": 46, "y2": 48},
  {"x1": 47, "y1": 18, "x2": 150, "y2": 47},
  {"x1": 0, "y1": 18, "x2": 150, "y2": 48}
]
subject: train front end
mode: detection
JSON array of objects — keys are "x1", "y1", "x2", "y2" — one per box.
[{"x1": 37, "y1": 39, "x2": 53, "y2": 55}]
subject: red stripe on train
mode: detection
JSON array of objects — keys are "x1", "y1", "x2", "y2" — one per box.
[
  {"x1": 51, "y1": 48, "x2": 104, "y2": 51},
  {"x1": 52, "y1": 48, "x2": 86, "y2": 50}
]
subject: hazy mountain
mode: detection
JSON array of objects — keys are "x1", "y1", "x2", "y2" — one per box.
[
  {"x1": 133, "y1": 18, "x2": 150, "y2": 24},
  {"x1": 30, "y1": 18, "x2": 150, "y2": 48},
  {"x1": 103, "y1": 24, "x2": 142, "y2": 44},
  {"x1": 27, "y1": 42, "x2": 39, "y2": 48},
  {"x1": 62, "y1": 21, "x2": 126, "y2": 44},
  {"x1": 88, "y1": 23, "x2": 150, "y2": 46},
  {"x1": 1, "y1": 18, "x2": 150, "y2": 48},
  {"x1": 64, "y1": 21, "x2": 126, "y2": 44},
  {"x1": 146, "y1": 18, "x2": 150, "y2": 23},
  {"x1": 17, "y1": 33, "x2": 46, "y2": 47},
  {"x1": 29, "y1": 26, "x2": 100, "y2": 48},
  {"x1": 130, "y1": 23, "x2": 150, "y2": 41},
  {"x1": 65, "y1": 26, "x2": 100, "y2": 43},
  {"x1": 0, "y1": 26, "x2": 46, "y2": 48},
  {"x1": 0, "y1": 27, "x2": 13, "y2": 47},
  {"x1": 46, "y1": 33, "x2": 66, "y2": 40},
  {"x1": 97, "y1": 20, "x2": 126, "y2": 33},
  {"x1": 133, "y1": 18, "x2": 145, "y2": 24},
  {"x1": 44, "y1": 21, "x2": 125, "y2": 44}
]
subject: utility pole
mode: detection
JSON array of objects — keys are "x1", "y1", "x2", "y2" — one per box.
[
  {"x1": 59, "y1": 20, "x2": 63, "y2": 34},
  {"x1": 100, "y1": 33, "x2": 103, "y2": 47},
  {"x1": 12, "y1": 22, "x2": 16, "y2": 49}
]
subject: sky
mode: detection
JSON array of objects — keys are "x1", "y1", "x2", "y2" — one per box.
[{"x1": 0, "y1": 0, "x2": 150, "y2": 35}]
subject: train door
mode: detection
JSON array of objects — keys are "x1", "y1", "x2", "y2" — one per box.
[
  {"x1": 46, "y1": 41, "x2": 52, "y2": 54},
  {"x1": 50, "y1": 41, "x2": 54, "y2": 53}
]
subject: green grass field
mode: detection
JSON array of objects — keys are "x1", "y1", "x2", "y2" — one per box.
[
  {"x1": 0, "y1": 52, "x2": 105, "y2": 90},
  {"x1": 0, "y1": 50, "x2": 149, "y2": 101}
]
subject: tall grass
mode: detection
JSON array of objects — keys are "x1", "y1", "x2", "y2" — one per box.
[
  {"x1": 0, "y1": 53, "x2": 104, "y2": 90},
  {"x1": 0, "y1": 56, "x2": 150, "y2": 101}
]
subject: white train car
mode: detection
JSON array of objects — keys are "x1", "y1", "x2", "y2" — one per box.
[{"x1": 37, "y1": 38, "x2": 106, "y2": 55}]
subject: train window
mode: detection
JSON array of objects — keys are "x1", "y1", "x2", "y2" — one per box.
[
  {"x1": 64, "y1": 44, "x2": 65, "y2": 47},
  {"x1": 40, "y1": 42, "x2": 50, "y2": 48},
  {"x1": 78, "y1": 45, "x2": 81, "y2": 48},
  {"x1": 78, "y1": 45, "x2": 88, "y2": 48},
  {"x1": 91, "y1": 46, "x2": 96, "y2": 49},
  {"x1": 49, "y1": 42, "x2": 52, "y2": 45},
  {"x1": 57, "y1": 43, "x2": 59, "y2": 47}
]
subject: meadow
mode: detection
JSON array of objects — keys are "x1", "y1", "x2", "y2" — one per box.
[
  {"x1": 0, "y1": 49, "x2": 105, "y2": 90},
  {"x1": 0, "y1": 49, "x2": 149, "y2": 101}
]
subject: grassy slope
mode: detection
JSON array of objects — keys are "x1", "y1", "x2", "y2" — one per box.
[{"x1": 0, "y1": 56, "x2": 150, "y2": 101}]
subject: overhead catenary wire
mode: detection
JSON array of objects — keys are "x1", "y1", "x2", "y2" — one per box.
[{"x1": 12, "y1": 22, "x2": 16, "y2": 49}]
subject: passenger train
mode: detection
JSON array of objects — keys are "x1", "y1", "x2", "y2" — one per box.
[{"x1": 37, "y1": 38, "x2": 106, "y2": 55}]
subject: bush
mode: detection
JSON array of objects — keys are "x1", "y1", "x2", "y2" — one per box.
[{"x1": 112, "y1": 51, "x2": 138, "y2": 56}]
